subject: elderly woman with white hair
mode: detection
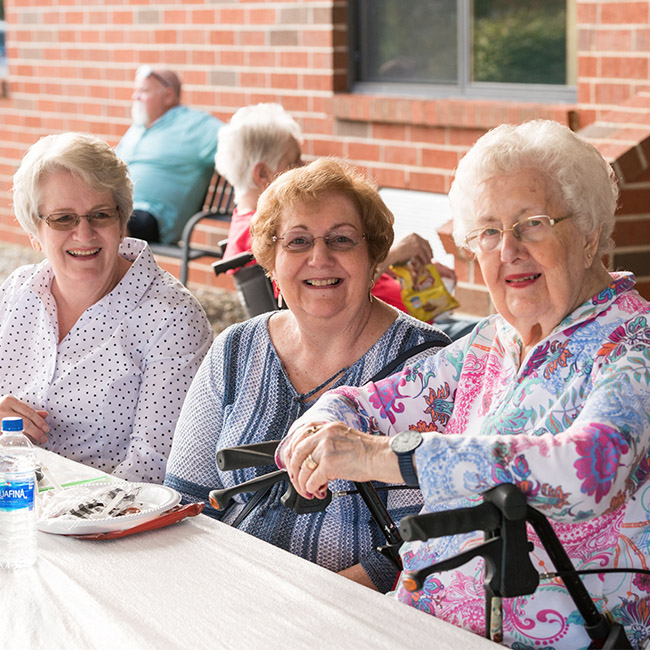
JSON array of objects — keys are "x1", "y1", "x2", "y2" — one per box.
[
  {"x1": 0, "y1": 132, "x2": 212, "y2": 482},
  {"x1": 215, "y1": 102, "x2": 304, "y2": 261},
  {"x1": 279, "y1": 120, "x2": 650, "y2": 648},
  {"x1": 215, "y1": 102, "x2": 456, "y2": 314}
]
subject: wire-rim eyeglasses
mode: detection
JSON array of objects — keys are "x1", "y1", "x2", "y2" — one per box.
[
  {"x1": 464, "y1": 214, "x2": 572, "y2": 253},
  {"x1": 272, "y1": 231, "x2": 367, "y2": 253},
  {"x1": 39, "y1": 207, "x2": 121, "y2": 231}
]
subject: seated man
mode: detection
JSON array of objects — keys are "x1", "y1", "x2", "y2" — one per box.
[
  {"x1": 216, "y1": 102, "x2": 459, "y2": 317},
  {"x1": 116, "y1": 66, "x2": 223, "y2": 245}
]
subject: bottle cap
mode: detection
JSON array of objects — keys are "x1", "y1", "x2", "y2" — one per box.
[{"x1": 1, "y1": 417, "x2": 24, "y2": 432}]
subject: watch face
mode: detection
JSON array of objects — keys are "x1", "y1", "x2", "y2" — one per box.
[{"x1": 391, "y1": 430, "x2": 422, "y2": 454}]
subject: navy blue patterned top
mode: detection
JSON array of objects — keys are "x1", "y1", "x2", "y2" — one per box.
[{"x1": 165, "y1": 310, "x2": 448, "y2": 591}]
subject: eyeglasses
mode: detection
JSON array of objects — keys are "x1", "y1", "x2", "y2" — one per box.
[
  {"x1": 272, "y1": 229, "x2": 366, "y2": 253},
  {"x1": 464, "y1": 215, "x2": 572, "y2": 253},
  {"x1": 135, "y1": 65, "x2": 171, "y2": 88},
  {"x1": 39, "y1": 208, "x2": 121, "y2": 231}
]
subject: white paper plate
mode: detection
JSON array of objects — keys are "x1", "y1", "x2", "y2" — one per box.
[{"x1": 37, "y1": 482, "x2": 181, "y2": 535}]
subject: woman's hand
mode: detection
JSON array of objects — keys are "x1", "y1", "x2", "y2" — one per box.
[
  {"x1": 283, "y1": 421, "x2": 401, "y2": 499},
  {"x1": 0, "y1": 395, "x2": 49, "y2": 443},
  {"x1": 383, "y1": 233, "x2": 433, "y2": 274}
]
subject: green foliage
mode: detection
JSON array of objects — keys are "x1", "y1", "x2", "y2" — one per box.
[
  {"x1": 473, "y1": 2, "x2": 567, "y2": 84},
  {"x1": 358, "y1": 0, "x2": 567, "y2": 86}
]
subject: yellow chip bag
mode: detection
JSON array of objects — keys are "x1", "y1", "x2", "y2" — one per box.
[{"x1": 391, "y1": 262, "x2": 459, "y2": 322}]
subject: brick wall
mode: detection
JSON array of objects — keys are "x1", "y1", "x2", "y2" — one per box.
[{"x1": 1, "y1": 0, "x2": 650, "y2": 313}]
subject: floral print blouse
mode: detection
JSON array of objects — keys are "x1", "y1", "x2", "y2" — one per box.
[{"x1": 289, "y1": 272, "x2": 650, "y2": 649}]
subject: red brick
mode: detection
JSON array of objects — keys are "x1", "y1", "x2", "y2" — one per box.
[
  {"x1": 209, "y1": 30, "x2": 236, "y2": 46},
  {"x1": 298, "y1": 30, "x2": 331, "y2": 47},
  {"x1": 190, "y1": 10, "x2": 217, "y2": 25},
  {"x1": 601, "y1": 2, "x2": 649, "y2": 24},
  {"x1": 596, "y1": 28, "x2": 634, "y2": 50},
  {"x1": 381, "y1": 143, "x2": 418, "y2": 167},
  {"x1": 279, "y1": 51, "x2": 309, "y2": 68},
  {"x1": 578, "y1": 55, "x2": 598, "y2": 77},
  {"x1": 601, "y1": 56, "x2": 648, "y2": 79},
  {"x1": 344, "y1": 141, "x2": 381, "y2": 161},
  {"x1": 370, "y1": 166, "x2": 407, "y2": 189},
  {"x1": 267, "y1": 73, "x2": 298, "y2": 90},
  {"x1": 240, "y1": 31, "x2": 266, "y2": 47},
  {"x1": 577, "y1": 2, "x2": 598, "y2": 23},
  {"x1": 421, "y1": 148, "x2": 460, "y2": 170},
  {"x1": 249, "y1": 8, "x2": 277, "y2": 25},
  {"x1": 164, "y1": 10, "x2": 187, "y2": 24},
  {"x1": 217, "y1": 8, "x2": 247, "y2": 25},
  {"x1": 302, "y1": 73, "x2": 332, "y2": 92},
  {"x1": 409, "y1": 172, "x2": 447, "y2": 194},
  {"x1": 617, "y1": 186, "x2": 650, "y2": 214},
  {"x1": 613, "y1": 216, "x2": 650, "y2": 246},
  {"x1": 594, "y1": 82, "x2": 635, "y2": 105}
]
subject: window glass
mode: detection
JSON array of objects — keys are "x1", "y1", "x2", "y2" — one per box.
[
  {"x1": 472, "y1": 0, "x2": 566, "y2": 85},
  {"x1": 356, "y1": 0, "x2": 457, "y2": 84},
  {"x1": 352, "y1": 0, "x2": 570, "y2": 93}
]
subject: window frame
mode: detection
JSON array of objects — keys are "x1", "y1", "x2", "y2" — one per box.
[{"x1": 348, "y1": 0, "x2": 577, "y2": 104}]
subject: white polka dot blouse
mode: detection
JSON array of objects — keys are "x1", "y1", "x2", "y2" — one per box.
[{"x1": 0, "y1": 238, "x2": 213, "y2": 483}]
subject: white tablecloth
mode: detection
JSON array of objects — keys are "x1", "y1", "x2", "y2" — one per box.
[{"x1": 2, "y1": 450, "x2": 499, "y2": 650}]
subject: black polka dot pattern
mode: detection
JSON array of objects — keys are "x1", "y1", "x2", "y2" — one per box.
[{"x1": 0, "y1": 238, "x2": 212, "y2": 483}]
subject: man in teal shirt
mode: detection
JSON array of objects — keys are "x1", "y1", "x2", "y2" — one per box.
[{"x1": 116, "y1": 66, "x2": 223, "y2": 245}]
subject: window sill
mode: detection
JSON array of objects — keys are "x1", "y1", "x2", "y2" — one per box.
[{"x1": 332, "y1": 93, "x2": 578, "y2": 131}]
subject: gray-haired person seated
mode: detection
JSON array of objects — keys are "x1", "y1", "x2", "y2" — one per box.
[
  {"x1": 165, "y1": 157, "x2": 450, "y2": 592},
  {"x1": 278, "y1": 121, "x2": 650, "y2": 648},
  {"x1": 116, "y1": 66, "x2": 223, "y2": 245},
  {"x1": 0, "y1": 132, "x2": 212, "y2": 482},
  {"x1": 215, "y1": 102, "x2": 459, "y2": 322}
]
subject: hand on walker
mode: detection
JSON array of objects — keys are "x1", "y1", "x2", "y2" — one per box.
[
  {"x1": 281, "y1": 421, "x2": 400, "y2": 499},
  {"x1": 0, "y1": 395, "x2": 49, "y2": 443}
]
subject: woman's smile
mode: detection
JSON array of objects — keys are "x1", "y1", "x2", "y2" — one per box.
[
  {"x1": 66, "y1": 247, "x2": 102, "y2": 258},
  {"x1": 304, "y1": 277, "x2": 342, "y2": 287},
  {"x1": 503, "y1": 272, "x2": 542, "y2": 287}
]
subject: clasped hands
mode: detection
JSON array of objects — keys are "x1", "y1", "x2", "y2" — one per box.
[{"x1": 278, "y1": 421, "x2": 401, "y2": 500}]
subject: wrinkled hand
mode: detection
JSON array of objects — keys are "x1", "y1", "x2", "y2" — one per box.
[
  {"x1": 282, "y1": 421, "x2": 399, "y2": 499},
  {"x1": 0, "y1": 395, "x2": 49, "y2": 444},
  {"x1": 385, "y1": 233, "x2": 433, "y2": 272}
]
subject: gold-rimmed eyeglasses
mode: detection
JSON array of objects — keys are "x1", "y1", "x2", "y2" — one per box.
[
  {"x1": 464, "y1": 215, "x2": 572, "y2": 253},
  {"x1": 39, "y1": 207, "x2": 121, "y2": 231}
]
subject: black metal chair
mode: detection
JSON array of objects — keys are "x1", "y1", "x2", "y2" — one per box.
[{"x1": 149, "y1": 173, "x2": 235, "y2": 285}]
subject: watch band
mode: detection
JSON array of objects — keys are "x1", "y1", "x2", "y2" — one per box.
[{"x1": 398, "y1": 452, "x2": 419, "y2": 487}]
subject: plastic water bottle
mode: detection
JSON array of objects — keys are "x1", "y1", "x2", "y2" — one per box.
[{"x1": 0, "y1": 417, "x2": 37, "y2": 568}]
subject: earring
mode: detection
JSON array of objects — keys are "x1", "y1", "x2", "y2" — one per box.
[
  {"x1": 33, "y1": 241, "x2": 42, "y2": 252},
  {"x1": 273, "y1": 279, "x2": 283, "y2": 308},
  {"x1": 368, "y1": 289, "x2": 373, "y2": 304}
]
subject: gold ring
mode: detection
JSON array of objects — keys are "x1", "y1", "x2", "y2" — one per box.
[
  {"x1": 304, "y1": 454, "x2": 319, "y2": 471},
  {"x1": 304, "y1": 425, "x2": 321, "y2": 436}
]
